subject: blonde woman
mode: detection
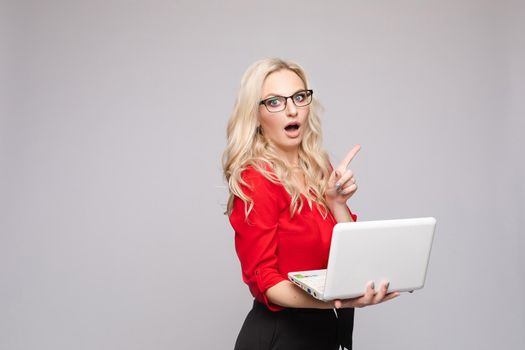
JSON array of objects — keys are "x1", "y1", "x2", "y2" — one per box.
[{"x1": 223, "y1": 58, "x2": 399, "y2": 350}]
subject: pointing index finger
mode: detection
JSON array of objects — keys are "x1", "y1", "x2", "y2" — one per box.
[{"x1": 337, "y1": 144, "x2": 361, "y2": 171}]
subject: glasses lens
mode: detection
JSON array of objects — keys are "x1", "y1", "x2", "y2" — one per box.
[
  {"x1": 293, "y1": 90, "x2": 312, "y2": 107},
  {"x1": 264, "y1": 97, "x2": 286, "y2": 112}
]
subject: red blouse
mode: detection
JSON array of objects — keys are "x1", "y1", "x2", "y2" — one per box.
[{"x1": 229, "y1": 166, "x2": 357, "y2": 311}]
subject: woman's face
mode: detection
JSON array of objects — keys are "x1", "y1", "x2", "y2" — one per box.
[{"x1": 258, "y1": 69, "x2": 309, "y2": 157}]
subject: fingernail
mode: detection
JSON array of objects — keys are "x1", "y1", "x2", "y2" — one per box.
[
  {"x1": 385, "y1": 282, "x2": 390, "y2": 290},
  {"x1": 370, "y1": 282, "x2": 375, "y2": 290}
]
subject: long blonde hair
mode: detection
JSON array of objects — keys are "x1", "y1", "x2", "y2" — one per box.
[{"x1": 223, "y1": 58, "x2": 331, "y2": 218}]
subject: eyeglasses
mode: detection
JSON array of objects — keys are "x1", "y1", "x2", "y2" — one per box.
[{"x1": 259, "y1": 89, "x2": 313, "y2": 113}]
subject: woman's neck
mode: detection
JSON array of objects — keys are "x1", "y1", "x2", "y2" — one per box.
[{"x1": 275, "y1": 148, "x2": 300, "y2": 168}]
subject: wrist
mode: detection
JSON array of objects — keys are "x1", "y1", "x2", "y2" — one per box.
[
  {"x1": 327, "y1": 201, "x2": 347, "y2": 214},
  {"x1": 328, "y1": 202, "x2": 354, "y2": 223}
]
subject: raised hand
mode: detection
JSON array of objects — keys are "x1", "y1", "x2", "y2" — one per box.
[{"x1": 326, "y1": 144, "x2": 361, "y2": 206}]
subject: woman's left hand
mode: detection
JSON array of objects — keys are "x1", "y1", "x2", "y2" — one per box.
[{"x1": 326, "y1": 144, "x2": 361, "y2": 207}]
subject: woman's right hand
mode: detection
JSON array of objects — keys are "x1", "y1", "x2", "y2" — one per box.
[
  {"x1": 332, "y1": 281, "x2": 400, "y2": 309},
  {"x1": 325, "y1": 145, "x2": 361, "y2": 211}
]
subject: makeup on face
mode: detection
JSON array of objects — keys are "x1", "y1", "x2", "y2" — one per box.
[{"x1": 258, "y1": 70, "x2": 310, "y2": 157}]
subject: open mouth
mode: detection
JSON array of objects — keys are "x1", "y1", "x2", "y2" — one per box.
[{"x1": 284, "y1": 122, "x2": 300, "y2": 132}]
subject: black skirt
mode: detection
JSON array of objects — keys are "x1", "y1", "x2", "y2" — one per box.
[{"x1": 234, "y1": 300, "x2": 354, "y2": 350}]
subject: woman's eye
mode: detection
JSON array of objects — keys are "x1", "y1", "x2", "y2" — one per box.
[
  {"x1": 268, "y1": 98, "x2": 282, "y2": 107},
  {"x1": 294, "y1": 92, "x2": 306, "y2": 102}
]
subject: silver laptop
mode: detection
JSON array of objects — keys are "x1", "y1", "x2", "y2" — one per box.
[{"x1": 288, "y1": 217, "x2": 436, "y2": 301}]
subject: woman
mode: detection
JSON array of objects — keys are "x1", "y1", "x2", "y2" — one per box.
[{"x1": 223, "y1": 58, "x2": 399, "y2": 350}]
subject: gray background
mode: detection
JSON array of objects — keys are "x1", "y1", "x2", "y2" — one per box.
[{"x1": 1, "y1": 0, "x2": 524, "y2": 349}]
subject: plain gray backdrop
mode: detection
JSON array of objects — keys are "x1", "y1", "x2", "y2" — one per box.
[{"x1": 1, "y1": 0, "x2": 524, "y2": 349}]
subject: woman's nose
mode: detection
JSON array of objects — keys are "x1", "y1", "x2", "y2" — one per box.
[{"x1": 285, "y1": 97, "x2": 298, "y2": 116}]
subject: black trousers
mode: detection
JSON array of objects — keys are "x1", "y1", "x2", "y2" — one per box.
[{"x1": 234, "y1": 300, "x2": 354, "y2": 350}]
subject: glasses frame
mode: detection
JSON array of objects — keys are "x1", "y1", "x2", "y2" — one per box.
[{"x1": 259, "y1": 89, "x2": 314, "y2": 113}]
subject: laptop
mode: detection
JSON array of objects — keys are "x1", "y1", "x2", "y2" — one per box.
[{"x1": 288, "y1": 217, "x2": 436, "y2": 301}]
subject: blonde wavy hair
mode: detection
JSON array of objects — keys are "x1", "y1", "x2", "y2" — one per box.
[{"x1": 223, "y1": 58, "x2": 331, "y2": 218}]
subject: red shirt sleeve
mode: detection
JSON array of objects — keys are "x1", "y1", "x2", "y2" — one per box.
[
  {"x1": 349, "y1": 208, "x2": 357, "y2": 222},
  {"x1": 229, "y1": 168, "x2": 287, "y2": 311}
]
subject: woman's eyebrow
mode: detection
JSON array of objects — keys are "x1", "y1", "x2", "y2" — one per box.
[{"x1": 262, "y1": 88, "x2": 305, "y2": 99}]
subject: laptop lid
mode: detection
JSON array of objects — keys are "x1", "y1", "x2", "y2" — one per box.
[{"x1": 323, "y1": 217, "x2": 436, "y2": 300}]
